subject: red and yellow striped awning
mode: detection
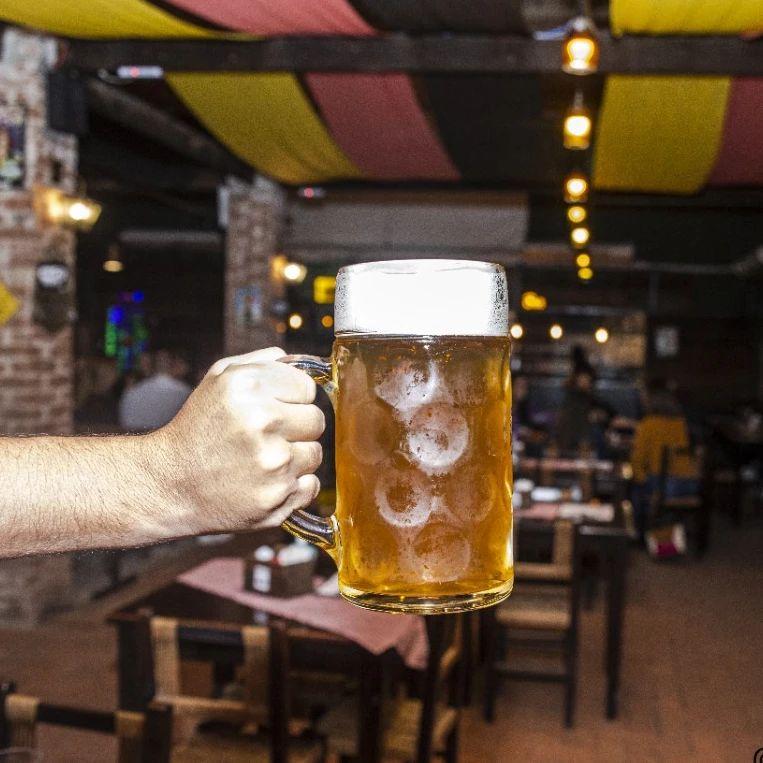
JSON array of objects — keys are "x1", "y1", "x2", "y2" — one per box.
[
  {"x1": 611, "y1": 0, "x2": 763, "y2": 36},
  {"x1": 1, "y1": 0, "x2": 761, "y2": 192},
  {"x1": 593, "y1": 76, "x2": 731, "y2": 193}
]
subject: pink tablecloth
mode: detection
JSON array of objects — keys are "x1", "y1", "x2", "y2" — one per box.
[{"x1": 177, "y1": 558, "x2": 428, "y2": 669}]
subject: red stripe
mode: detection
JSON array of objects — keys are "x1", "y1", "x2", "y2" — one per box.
[
  {"x1": 306, "y1": 74, "x2": 459, "y2": 181},
  {"x1": 162, "y1": 0, "x2": 375, "y2": 35},
  {"x1": 709, "y1": 78, "x2": 763, "y2": 186}
]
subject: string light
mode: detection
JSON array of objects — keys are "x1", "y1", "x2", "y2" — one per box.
[
  {"x1": 564, "y1": 173, "x2": 589, "y2": 203},
  {"x1": 521, "y1": 291, "x2": 547, "y2": 311},
  {"x1": 320, "y1": 315, "x2": 334, "y2": 328},
  {"x1": 595, "y1": 327, "x2": 610, "y2": 343},
  {"x1": 578, "y1": 267, "x2": 594, "y2": 281},
  {"x1": 562, "y1": 17, "x2": 600, "y2": 76},
  {"x1": 510, "y1": 323, "x2": 524, "y2": 340},
  {"x1": 549, "y1": 324, "x2": 564, "y2": 340},
  {"x1": 567, "y1": 205, "x2": 587, "y2": 224},
  {"x1": 563, "y1": 93, "x2": 592, "y2": 150},
  {"x1": 571, "y1": 226, "x2": 590, "y2": 246},
  {"x1": 575, "y1": 252, "x2": 591, "y2": 268},
  {"x1": 288, "y1": 313, "x2": 303, "y2": 330}
]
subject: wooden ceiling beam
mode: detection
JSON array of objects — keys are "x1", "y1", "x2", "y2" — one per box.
[
  {"x1": 62, "y1": 34, "x2": 763, "y2": 76},
  {"x1": 86, "y1": 78, "x2": 252, "y2": 178}
]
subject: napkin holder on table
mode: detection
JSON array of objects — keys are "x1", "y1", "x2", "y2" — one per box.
[{"x1": 244, "y1": 541, "x2": 317, "y2": 598}]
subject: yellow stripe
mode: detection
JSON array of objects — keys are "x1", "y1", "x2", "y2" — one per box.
[
  {"x1": 168, "y1": 73, "x2": 362, "y2": 184},
  {"x1": 593, "y1": 76, "x2": 730, "y2": 194},
  {"x1": 611, "y1": 0, "x2": 763, "y2": 35},
  {"x1": 0, "y1": 0, "x2": 216, "y2": 37}
]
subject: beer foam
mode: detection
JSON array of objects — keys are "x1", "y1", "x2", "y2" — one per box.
[{"x1": 335, "y1": 260, "x2": 508, "y2": 336}]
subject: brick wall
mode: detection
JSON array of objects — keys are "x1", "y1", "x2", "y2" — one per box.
[
  {"x1": 0, "y1": 29, "x2": 78, "y2": 626},
  {"x1": 224, "y1": 177, "x2": 285, "y2": 355}
]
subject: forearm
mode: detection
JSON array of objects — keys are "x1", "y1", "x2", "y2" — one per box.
[{"x1": 0, "y1": 432, "x2": 187, "y2": 558}]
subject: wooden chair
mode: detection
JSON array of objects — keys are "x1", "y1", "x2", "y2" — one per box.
[
  {"x1": 651, "y1": 446, "x2": 708, "y2": 557},
  {"x1": 143, "y1": 616, "x2": 322, "y2": 763},
  {"x1": 0, "y1": 682, "x2": 146, "y2": 761},
  {"x1": 316, "y1": 614, "x2": 463, "y2": 763},
  {"x1": 483, "y1": 520, "x2": 582, "y2": 727}
]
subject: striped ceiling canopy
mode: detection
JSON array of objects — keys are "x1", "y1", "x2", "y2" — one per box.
[{"x1": 1, "y1": 0, "x2": 761, "y2": 193}]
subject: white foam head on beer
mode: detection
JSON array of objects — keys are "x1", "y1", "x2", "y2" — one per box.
[{"x1": 334, "y1": 259, "x2": 509, "y2": 337}]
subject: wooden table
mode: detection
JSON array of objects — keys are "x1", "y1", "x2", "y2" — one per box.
[
  {"x1": 108, "y1": 582, "x2": 394, "y2": 763},
  {"x1": 516, "y1": 504, "x2": 629, "y2": 719}
]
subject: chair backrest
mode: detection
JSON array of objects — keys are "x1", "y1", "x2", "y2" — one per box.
[
  {"x1": 146, "y1": 616, "x2": 292, "y2": 763},
  {"x1": 417, "y1": 614, "x2": 464, "y2": 763},
  {"x1": 515, "y1": 518, "x2": 576, "y2": 583},
  {"x1": 655, "y1": 445, "x2": 703, "y2": 512},
  {"x1": 0, "y1": 682, "x2": 145, "y2": 762}
]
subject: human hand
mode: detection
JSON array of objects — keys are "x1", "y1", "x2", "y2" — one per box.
[{"x1": 149, "y1": 347, "x2": 324, "y2": 536}]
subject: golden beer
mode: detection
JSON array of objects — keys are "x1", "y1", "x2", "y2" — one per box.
[
  {"x1": 333, "y1": 335, "x2": 513, "y2": 612},
  {"x1": 283, "y1": 259, "x2": 513, "y2": 614}
]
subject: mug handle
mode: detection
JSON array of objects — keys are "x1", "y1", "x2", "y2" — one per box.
[{"x1": 278, "y1": 354, "x2": 338, "y2": 554}]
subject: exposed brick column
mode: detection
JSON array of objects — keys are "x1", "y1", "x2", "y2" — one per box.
[
  {"x1": 0, "y1": 30, "x2": 78, "y2": 625},
  {"x1": 223, "y1": 177, "x2": 286, "y2": 355}
]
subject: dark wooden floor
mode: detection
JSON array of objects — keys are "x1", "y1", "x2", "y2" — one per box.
[{"x1": 2, "y1": 517, "x2": 761, "y2": 762}]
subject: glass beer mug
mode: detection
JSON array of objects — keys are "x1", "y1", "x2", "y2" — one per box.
[{"x1": 283, "y1": 260, "x2": 513, "y2": 614}]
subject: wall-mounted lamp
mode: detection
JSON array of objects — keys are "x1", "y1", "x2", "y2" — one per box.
[{"x1": 35, "y1": 186, "x2": 102, "y2": 231}]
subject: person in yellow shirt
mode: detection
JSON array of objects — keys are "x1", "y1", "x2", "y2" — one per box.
[{"x1": 630, "y1": 381, "x2": 699, "y2": 542}]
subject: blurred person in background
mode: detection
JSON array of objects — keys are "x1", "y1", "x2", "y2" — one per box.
[
  {"x1": 512, "y1": 373, "x2": 548, "y2": 457},
  {"x1": 630, "y1": 379, "x2": 699, "y2": 542},
  {"x1": 119, "y1": 348, "x2": 192, "y2": 432},
  {"x1": 555, "y1": 367, "x2": 615, "y2": 458}
]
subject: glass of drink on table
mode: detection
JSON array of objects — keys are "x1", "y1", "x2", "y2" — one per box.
[{"x1": 281, "y1": 259, "x2": 513, "y2": 614}]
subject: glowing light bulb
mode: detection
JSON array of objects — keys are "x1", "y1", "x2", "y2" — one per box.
[
  {"x1": 595, "y1": 327, "x2": 609, "y2": 343},
  {"x1": 288, "y1": 313, "x2": 303, "y2": 330},
  {"x1": 563, "y1": 101, "x2": 593, "y2": 149},
  {"x1": 578, "y1": 267, "x2": 594, "y2": 281},
  {"x1": 562, "y1": 18, "x2": 599, "y2": 76},
  {"x1": 321, "y1": 314, "x2": 334, "y2": 328},
  {"x1": 565, "y1": 173, "x2": 588, "y2": 203},
  {"x1": 567, "y1": 205, "x2": 587, "y2": 224},
  {"x1": 103, "y1": 259, "x2": 123, "y2": 273},
  {"x1": 549, "y1": 324, "x2": 563, "y2": 340},
  {"x1": 510, "y1": 323, "x2": 524, "y2": 340},
  {"x1": 571, "y1": 226, "x2": 590, "y2": 246},
  {"x1": 67, "y1": 201, "x2": 94, "y2": 222},
  {"x1": 575, "y1": 253, "x2": 591, "y2": 268},
  {"x1": 283, "y1": 262, "x2": 307, "y2": 284}
]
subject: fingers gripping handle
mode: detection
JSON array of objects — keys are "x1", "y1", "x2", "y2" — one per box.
[{"x1": 279, "y1": 355, "x2": 337, "y2": 552}]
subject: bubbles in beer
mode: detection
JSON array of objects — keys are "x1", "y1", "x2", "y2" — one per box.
[
  {"x1": 375, "y1": 360, "x2": 443, "y2": 412},
  {"x1": 409, "y1": 522, "x2": 471, "y2": 583},
  {"x1": 375, "y1": 470, "x2": 432, "y2": 528},
  {"x1": 346, "y1": 398, "x2": 396, "y2": 465},
  {"x1": 406, "y1": 402, "x2": 469, "y2": 475},
  {"x1": 445, "y1": 466, "x2": 497, "y2": 523}
]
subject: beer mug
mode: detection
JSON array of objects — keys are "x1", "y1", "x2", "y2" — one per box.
[{"x1": 283, "y1": 260, "x2": 513, "y2": 614}]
